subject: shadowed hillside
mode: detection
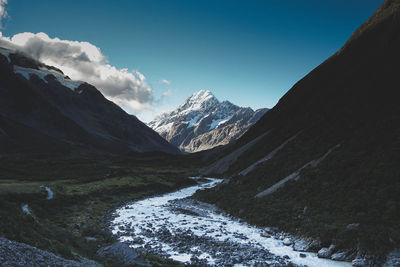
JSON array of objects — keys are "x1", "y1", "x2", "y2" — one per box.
[
  {"x1": 196, "y1": 0, "x2": 400, "y2": 261},
  {"x1": 0, "y1": 50, "x2": 179, "y2": 155}
]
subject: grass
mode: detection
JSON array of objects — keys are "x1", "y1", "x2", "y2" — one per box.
[{"x1": 0, "y1": 153, "x2": 202, "y2": 266}]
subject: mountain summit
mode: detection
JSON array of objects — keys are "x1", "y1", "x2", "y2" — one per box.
[
  {"x1": 177, "y1": 90, "x2": 219, "y2": 112},
  {"x1": 148, "y1": 90, "x2": 268, "y2": 153}
]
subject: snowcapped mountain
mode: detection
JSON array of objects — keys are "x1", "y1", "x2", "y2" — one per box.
[{"x1": 148, "y1": 90, "x2": 268, "y2": 152}]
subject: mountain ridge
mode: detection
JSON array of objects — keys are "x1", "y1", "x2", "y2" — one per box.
[{"x1": 0, "y1": 47, "x2": 180, "y2": 155}]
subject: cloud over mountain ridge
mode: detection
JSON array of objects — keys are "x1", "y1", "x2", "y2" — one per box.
[{"x1": 0, "y1": 31, "x2": 153, "y2": 112}]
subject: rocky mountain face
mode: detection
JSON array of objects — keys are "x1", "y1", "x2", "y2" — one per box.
[
  {"x1": 0, "y1": 48, "x2": 179, "y2": 155},
  {"x1": 196, "y1": 0, "x2": 400, "y2": 264},
  {"x1": 148, "y1": 90, "x2": 268, "y2": 153}
]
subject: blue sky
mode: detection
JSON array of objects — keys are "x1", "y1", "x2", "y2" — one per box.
[{"x1": 1, "y1": 0, "x2": 384, "y2": 122}]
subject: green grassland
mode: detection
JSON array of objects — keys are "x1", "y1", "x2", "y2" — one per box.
[{"x1": 0, "y1": 152, "x2": 200, "y2": 266}]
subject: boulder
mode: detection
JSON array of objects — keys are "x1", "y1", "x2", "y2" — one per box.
[
  {"x1": 318, "y1": 244, "x2": 336, "y2": 258},
  {"x1": 97, "y1": 242, "x2": 149, "y2": 266},
  {"x1": 260, "y1": 232, "x2": 270, "y2": 238},
  {"x1": 293, "y1": 237, "x2": 312, "y2": 252},
  {"x1": 331, "y1": 251, "x2": 347, "y2": 261},
  {"x1": 264, "y1": 227, "x2": 274, "y2": 234},
  {"x1": 308, "y1": 240, "x2": 322, "y2": 252},
  {"x1": 383, "y1": 249, "x2": 400, "y2": 267},
  {"x1": 283, "y1": 238, "x2": 292, "y2": 246},
  {"x1": 352, "y1": 258, "x2": 367, "y2": 266}
]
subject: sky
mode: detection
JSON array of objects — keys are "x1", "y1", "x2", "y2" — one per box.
[{"x1": 0, "y1": 0, "x2": 384, "y2": 122}]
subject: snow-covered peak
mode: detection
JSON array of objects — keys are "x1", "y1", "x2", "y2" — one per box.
[
  {"x1": 149, "y1": 90, "x2": 239, "y2": 133},
  {"x1": 178, "y1": 89, "x2": 218, "y2": 112},
  {"x1": 190, "y1": 89, "x2": 214, "y2": 101},
  {"x1": 148, "y1": 89, "x2": 269, "y2": 152}
]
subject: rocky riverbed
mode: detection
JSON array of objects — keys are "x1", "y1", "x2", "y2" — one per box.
[
  {"x1": 0, "y1": 237, "x2": 100, "y2": 267},
  {"x1": 110, "y1": 178, "x2": 352, "y2": 266}
]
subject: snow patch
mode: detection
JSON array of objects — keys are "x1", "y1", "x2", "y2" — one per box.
[
  {"x1": 209, "y1": 115, "x2": 232, "y2": 130},
  {"x1": 14, "y1": 66, "x2": 49, "y2": 83},
  {"x1": 187, "y1": 115, "x2": 200, "y2": 128},
  {"x1": 53, "y1": 75, "x2": 83, "y2": 91},
  {"x1": 153, "y1": 122, "x2": 174, "y2": 135},
  {"x1": 13, "y1": 66, "x2": 83, "y2": 91}
]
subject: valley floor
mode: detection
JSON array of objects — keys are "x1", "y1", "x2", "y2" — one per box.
[
  {"x1": 1, "y1": 151, "x2": 398, "y2": 266},
  {"x1": 111, "y1": 178, "x2": 351, "y2": 267},
  {"x1": 0, "y1": 152, "x2": 200, "y2": 266}
]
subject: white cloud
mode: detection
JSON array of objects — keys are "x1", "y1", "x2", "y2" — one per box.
[
  {"x1": 0, "y1": 0, "x2": 8, "y2": 29},
  {"x1": 0, "y1": 32, "x2": 153, "y2": 112},
  {"x1": 162, "y1": 89, "x2": 172, "y2": 96},
  {"x1": 161, "y1": 79, "x2": 171, "y2": 85}
]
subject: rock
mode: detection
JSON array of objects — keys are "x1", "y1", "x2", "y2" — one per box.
[
  {"x1": 132, "y1": 237, "x2": 144, "y2": 244},
  {"x1": 318, "y1": 244, "x2": 336, "y2": 258},
  {"x1": 293, "y1": 237, "x2": 312, "y2": 252},
  {"x1": 346, "y1": 223, "x2": 360, "y2": 231},
  {"x1": 260, "y1": 232, "x2": 270, "y2": 238},
  {"x1": 383, "y1": 249, "x2": 400, "y2": 267},
  {"x1": 0, "y1": 237, "x2": 100, "y2": 266},
  {"x1": 97, "y1": 242, "x2": 149, "y2": 266},
  {"x1": 264, "y1": 227, "x2": 274, "y2": 234},
  {"x1": 331, "y1": 251, "x2": 348, "y2": 261},
  {"x1": 309, "y1": 239, "x2": 322, "y2": 252},
  {"x1": 299, "y1": 253, "x2": 307, "y2": 258},
  {"x1": 352, "y1": 258, "x2": 367, "y2": 266},
  {"x1": 283, "y1": 238, "x2": 291, "y2": 246}
]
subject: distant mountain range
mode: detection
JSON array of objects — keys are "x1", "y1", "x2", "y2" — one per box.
[
  {"x1": 0, "y1": 48, "x2": 179, "y2": 155},
  {"x1": 148, "y1": 90, "x2": 268, "y2": 153}
]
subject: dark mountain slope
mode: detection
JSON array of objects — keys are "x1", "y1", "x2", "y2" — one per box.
[
  {"x1": 0, "y1": 49, "x2": 179, "y2": 155},
  {"x1": 196, "y1": 0, "x2": 400, "y2": 261}
]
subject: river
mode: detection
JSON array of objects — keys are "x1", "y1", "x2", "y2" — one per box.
[{"x1": 111, "y1": 178, "x2": 351, "y2": 266}]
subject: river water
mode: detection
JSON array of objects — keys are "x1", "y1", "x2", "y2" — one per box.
[{"x1": 111, "y1": 178, "x2": 351, "y2": 266}]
